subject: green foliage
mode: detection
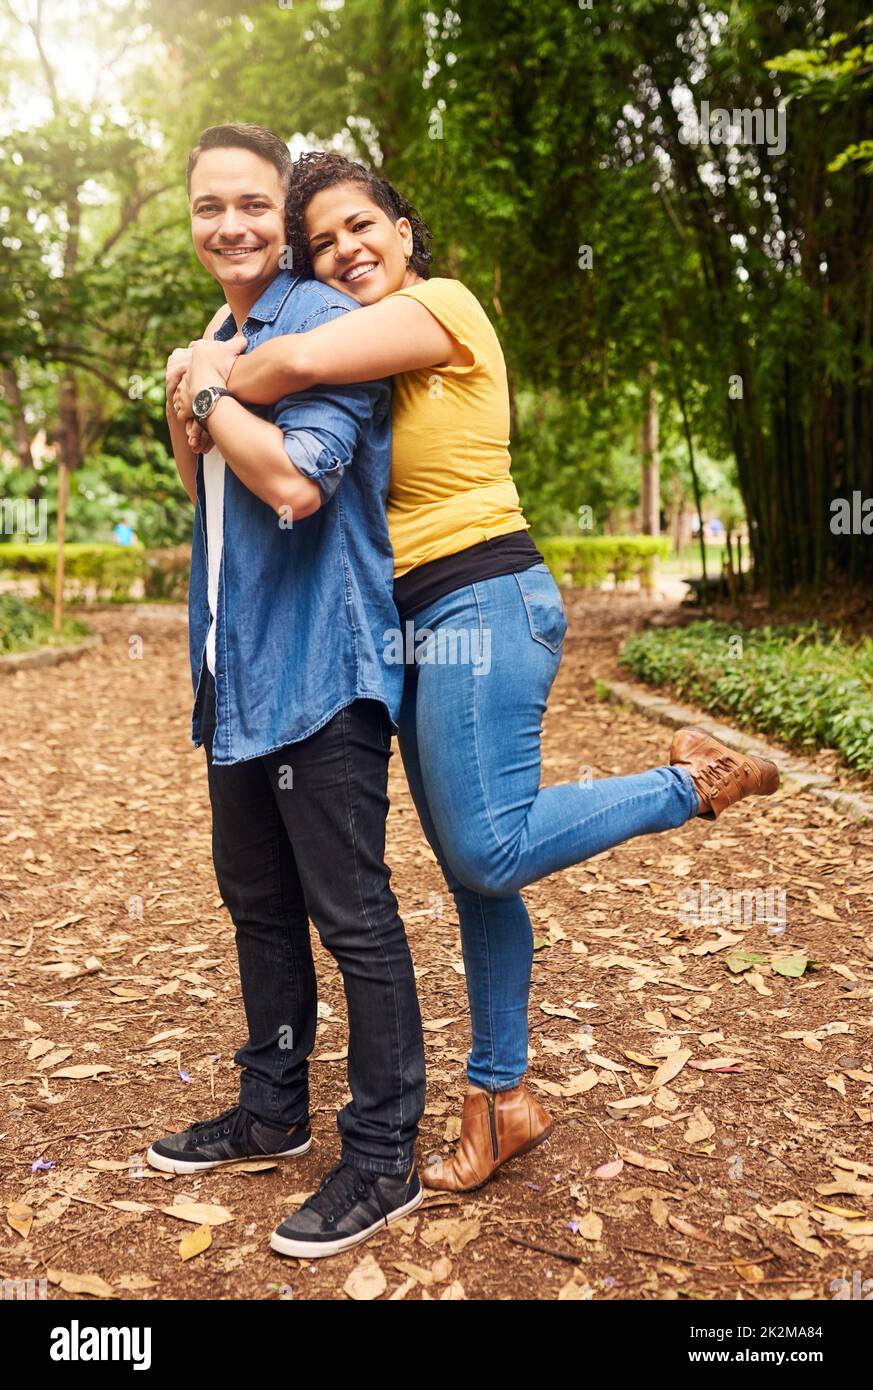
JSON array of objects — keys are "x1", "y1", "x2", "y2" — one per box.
[
  {"x1": 0, "y1": 543, "x2": 147, "y2": 602},
  {"x1": 0, "y1": 592, "x2": 87, "y2": 655},
  {"x1": 0, "y1": 542, "x2": 192, "y2": 603},
  {"x1": 142, "y1": 547, "x2": 193, "y2": 601},
  {"x1": 538, "y1": 535, "x2": 670, "y2": 590},
  {"x1": 1, "y1": 0, "x2": 871, "y2": 597},
  {"x1": 620, "y1": 621, "x2": 873, "y2": 774}
]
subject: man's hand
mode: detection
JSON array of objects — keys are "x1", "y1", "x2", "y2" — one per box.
[{"x1": 185, "y1": 420, "x2": 215, "y2": 455}]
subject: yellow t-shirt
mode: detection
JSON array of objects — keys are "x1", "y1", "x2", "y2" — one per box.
[{"x1": 386, "y1": 278, "x2": 528, "y2": 577}]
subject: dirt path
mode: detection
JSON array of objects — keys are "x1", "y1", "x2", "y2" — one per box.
[{"x1": 1, "y1": 594, "x2": 871, "y2": 1302}]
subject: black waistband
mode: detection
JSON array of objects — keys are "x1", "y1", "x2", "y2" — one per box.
[{"x1": 393, "y1": 530, "x2": 543, "y2": 621}]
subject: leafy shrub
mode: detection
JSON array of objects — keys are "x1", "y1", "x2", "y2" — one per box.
[
  {"x1": 621, "y1": 620, "x2": 873, "y2": 774},
  {"x1": 143, "y1": 546, "x2": 192, "y2": 601},
  {"x1": 0, "y1": 543, "x2": 191, "y2": 602},
  {"x1": 538, "y1": 535, "x2": 670, "y2": 590},
  {"x1": 0, "y1": 592, "x2": 88, "y2": 655}
]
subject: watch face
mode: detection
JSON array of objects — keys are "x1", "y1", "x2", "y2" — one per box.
[{"x1": 193, "y1": 388, "x2": 214, "y2": 419}]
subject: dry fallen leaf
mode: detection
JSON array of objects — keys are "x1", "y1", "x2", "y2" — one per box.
[
  {"x1": 344, "y1": 1255, "x2": 386, "y2": 1300},
  {"x1": 683, "y1": 1108, "x2": 716, "y2": 1145},
  {"x1": 648, "y1": 1049, "x2": 693, "y2": 1089},
  {"x1": 35, "y1": 1047, "x2": 74, "y2": 1070},
  {"x1": 558, "y1": 1275, "x2": 593, "y2": 1300},
  {"x1": 587, "y1": 1053, "x2": 628, "y2": 1073},
  {"x1": 179, "y1": 1222, "x2": 212, "y2": 1261},
  {"x1": 577, "y1": 1211, "x2": 603, "y2": 1241},
  {"x1": 618, "y1": 1148, "x2": 671, "y2": 1173},
  {"x1": 7, "y1": 1202, "x2": 33, "y2": 1238},
  {"x1": 531, "y1": 1069, "x2": 598, "y2": 1098},
  {"x1": 690, "y1": 1057, "x2": 743, "y2": 1071},
  {"x1": 606, "y1": 1094, "x2": 653, "y2": 1117},
  {"x1": 668, "y1": 1214, "x2": 718, "y2": 1245},
  {"x1": 624, "y1": 1050, "x2": 658, "y2": 1067},
  {"x1": 539, "y1": 1003, "x2": 580, "y2": 1021},
  {"x1": 159, "y1": 1202, "x2": 233, "y2": 1226},
  {"x1": 114, "y1": 1274, "x2": 159, "y2": 1291},
  {"x1": 440, "y1": 1281, "x2": 467, "y2": 1300},
  {"x1": 50, "y1": 1064, "x2": 112, "y2": 1079},
  {"x1": 392, "y1": 1260, "x2": 435, "y2": 1288},
  {"x1": 650, "y1": 1195, "x2": 669, "y2": 1228},
  {"x1": 593, "y1": 1158, "x2": 624, "y2": 1179},
  {"x1": 443, "y1": 1116, "x2": 462, "y2": 1142},
  {"x1": 46, "y1": 1268, "x2": 114, "y2": 1298},
  {"x1": 419, "y1": 1216, "x2": 481, "y2": 1254}
]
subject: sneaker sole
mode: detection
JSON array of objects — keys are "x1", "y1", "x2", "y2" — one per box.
[
  {"x1": 269, "y1": 1183, "x2": 424, "y2": 1259},
  {"x1": 145, "y1": 1134, "x2": 311, "y2": 1176}
]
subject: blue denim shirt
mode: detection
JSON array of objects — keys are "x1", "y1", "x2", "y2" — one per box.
[{"x1": 187, "y1": 269, "x2": 401, "y2": 765}]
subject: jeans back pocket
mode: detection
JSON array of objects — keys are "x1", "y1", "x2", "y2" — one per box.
[{"x1": 514, "y1": 563, "x2": 568, "y2": 652}]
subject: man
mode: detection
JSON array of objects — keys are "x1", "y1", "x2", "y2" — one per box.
[{"x1": 147, "y1": 124, "x2": 426, "y2": 1260}]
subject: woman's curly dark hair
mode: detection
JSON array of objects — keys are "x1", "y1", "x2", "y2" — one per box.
[{"x1": 286, "y1": 151, "x2": 433, "y2": 280}]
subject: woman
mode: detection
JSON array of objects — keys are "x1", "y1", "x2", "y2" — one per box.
[{"x1": 177, "y1": 152, "x2": 779, "y2": 1192}]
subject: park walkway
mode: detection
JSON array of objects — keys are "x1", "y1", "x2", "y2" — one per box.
[{"x1": 1, "y1": 594, "x2": 871, "y2": 1301}]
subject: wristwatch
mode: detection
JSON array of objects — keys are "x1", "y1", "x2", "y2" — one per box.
[{"x1": 192, "y1": 386, "x2": 232, "y2": 423}]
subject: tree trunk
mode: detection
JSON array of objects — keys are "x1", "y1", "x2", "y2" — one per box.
[
  {"x1": 640, "y1": 363, "x2": 660, "y2": 536},
  {"x1": 1, "y1": 369, "x2": 35, "y2": 469}
]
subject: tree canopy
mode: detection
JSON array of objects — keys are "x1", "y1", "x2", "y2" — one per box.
[{"x1": 1, "y1": 0, "x2": 870, "y2": 593}]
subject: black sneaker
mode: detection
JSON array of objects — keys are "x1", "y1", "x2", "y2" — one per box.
[
  {"x1": 146, "y1": 1104, "x2": 311, "y2": 1175},
  {"x1": 270, "y1": 1160, "x2": 422, "y2": 1259}
]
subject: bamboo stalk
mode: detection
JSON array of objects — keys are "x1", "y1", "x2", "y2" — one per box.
[{"x1": 53, "y1": 460, "x2": 68, "y2": 632}]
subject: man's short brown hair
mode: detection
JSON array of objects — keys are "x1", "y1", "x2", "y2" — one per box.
[{"x1": 186, "y1": 123, "x2": 292, "y2": 193}]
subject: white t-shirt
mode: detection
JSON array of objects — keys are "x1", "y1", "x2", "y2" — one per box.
[{"x1": 202, "y1": 446, "x2": 226, "y2": 676}]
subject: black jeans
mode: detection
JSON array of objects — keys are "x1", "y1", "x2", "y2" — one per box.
[{"x1": 200, "y1": 671, "x2": 425, "y2": 1175}]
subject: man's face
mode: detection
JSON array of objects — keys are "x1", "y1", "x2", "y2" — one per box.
[{"x1": 189, "y1": 147, "x2": 286, "y2": 297}]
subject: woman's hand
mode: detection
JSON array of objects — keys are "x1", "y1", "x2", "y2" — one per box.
[
  {"x1": 173, "y1": 334, "x2": 246, "y2": 427},
  {"x1": 166, "y1": 345, "x2": 194, "y2": 402},
  {"x1": 187, "y1": 334, "x2": 247, "y2": 396},
  {"x1": 172, "y1": 330, "x2": 246, "y2": 456}
]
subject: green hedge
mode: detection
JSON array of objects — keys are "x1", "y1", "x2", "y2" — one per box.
[
  {"x1": 0, "y1": 593, "x2": 88, "y2": 655},
  {"x1": 0, "y1": 543, "x2": 191, "y2": 603},
  {"x1": 3, "y1": 537, "x2": 667, "y2": 602},
  {"x1": 538, "y1": 535, "x2": 671, "y2": 589},
  {"x1": 620, "y1": 620, "x2": 873, "y2": 775}
]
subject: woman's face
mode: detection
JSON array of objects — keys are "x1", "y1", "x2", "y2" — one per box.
[{"x1": 303, "y1": 182, "x2": 416, "y2": 304}]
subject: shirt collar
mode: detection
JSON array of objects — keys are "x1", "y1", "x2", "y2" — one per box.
[{"x1": 213, "y1": 268, "x2": 301, "y2": 340}]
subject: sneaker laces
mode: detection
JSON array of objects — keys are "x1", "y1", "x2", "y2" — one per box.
[
  {"x1": 188, "y1": 1105, "x2": 252, "y2": 1148},
  {"x1": 303, "y1": 1162, "x2": 377, "y2": 1225}
]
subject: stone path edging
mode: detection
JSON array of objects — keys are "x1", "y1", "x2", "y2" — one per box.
[
  {"x1": 0, "y1": 633, "x2": 103, "y2": 674},
  {"x1": 604, "y1": 677, "x2": 873, "y2": 825}
]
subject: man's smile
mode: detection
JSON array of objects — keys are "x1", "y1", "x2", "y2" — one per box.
[{"x1": 209, "y1": 245, "x2": 265, "y2": 258}]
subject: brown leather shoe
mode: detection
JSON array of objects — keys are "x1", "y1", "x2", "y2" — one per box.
[
  {"x1": 671, "y1": 726, "x2": 780, "y2": 820},
  {"x1": 421, "y1": 1083, "x2": 553, "y2": 1192}
]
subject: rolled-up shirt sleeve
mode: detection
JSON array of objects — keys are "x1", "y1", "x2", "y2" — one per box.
[
  {"x1": 282, "y1": 428, "x2": 347, "y2": 502},
  {"x1": 273, "y1": 384, "x2": 390, "y2": 503}
]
